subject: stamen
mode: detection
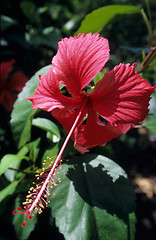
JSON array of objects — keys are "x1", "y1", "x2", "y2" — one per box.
[{"x1": 13, "y1": 99, "x2": 88, "y2": 226}]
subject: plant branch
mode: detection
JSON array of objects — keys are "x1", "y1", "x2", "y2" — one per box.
[
  {"x1": 145, "y1": 0, "x2": 152, "y2": 27},
  {"x1": 9, "y1": 167, "x2": 34, "y2": 176},
  {"x1": 141, "y1": 9, "x2": 154, "y2": 48},
  {"x1": 136, "y1": 46, "x2": 156, "y2": 74}
]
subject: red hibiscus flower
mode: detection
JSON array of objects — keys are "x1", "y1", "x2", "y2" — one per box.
[
  {"x1": 14, "y1": 33, "x2": 155, "y2": 226},
  {"x1": 28, "y1": 33, "x2": 155, "y2": 153},
  {"x1": 0, "y1": 60, "x2": 28, "y2": 111}
]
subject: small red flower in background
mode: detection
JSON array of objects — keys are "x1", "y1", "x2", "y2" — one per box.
[
  {"x1": 0, "y1": 60, "x2": 28, "y2": 111},
  {"x1": 28, "y1": 33, "x2": 155, "y2": 153}
]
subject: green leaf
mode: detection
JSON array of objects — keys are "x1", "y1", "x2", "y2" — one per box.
[
  {"x1": 11, "y1": 65, "x2": 51, "y2": 148},
  {"x1": 93, "y1": 71, "x2": 104, "y2": 85},
  {"x1": 13, "y1": 196, "x2": 38, "y2": 240},
  {"x1": 49, "y1": 154, "x2": 136, "y2": 240},
  {"x1": 4, "y1": 161, "x2": 21, "y2": 182},
  {"x1": 0, "y1": 154, "x2": 23, "y2": 176},
  {"x1": 27, "y1": 27, "x2": 61, "y2": 50},
  {"x1": 0, "y1": 180, "x2": 19, "y2": 202},
  {"x1": 75, "y1": 5, "x2": 141, "y2": 35},
  {"x1": 20, "y1": 1, "x2": 36, "y2": 20},
  {"x1": 17, "y1": 145, "x2": 30, "y2": 157},
  {"x1": 42, "y1": 142, "x2": 59, "y2": 168},
  {"x1": 143, "y1": 117, "x2": 156, "y2": 136},
  {"x1": 27, "y1": 138, "x2": 41, "y2": 163},
  {"x1": 32, "y1": 117, "x2": 60, "y2": 138},
  {"x1": 1, "y1": 15, "x2": 18, "y2": 32}
]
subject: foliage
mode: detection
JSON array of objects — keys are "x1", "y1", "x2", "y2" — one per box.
[
  {"x1": 75, "y1": 5, "x2": 141, "y2": 35},
  {"x1": 0, "y1": 0, "x2": 156, "y2": 240},
  {"x1": 49, "y1": 154, "x2": 136, "y2": 240}
]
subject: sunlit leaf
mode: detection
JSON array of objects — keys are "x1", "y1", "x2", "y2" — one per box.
[
  {"x1": 93, "y1": 71, "x2": 104, "y2": 84},
  {"x1": 11, "y1": 65, "x2": 51, "y2": 148},
  {"x1": 27, "y1": 138, "x2": 41, "y2": 163},
  {"x1": 0, "y1": 180, "x2": 19, "y2": 202},
  {"x1": 75, "y1": 5, "x2": 141, "y2": 35},
  {"x1": 32, "y1": 117, "x2": 60, "y2": 138},
  {"x1": 0, "y1": 154, "x2": 23, "y2": 176},
  {"x1": 4, "y1": 161, "x2": 21, "y2": 182},
  {"x1": 49, "y1": 154, "x2": 136, "y2": 240}
]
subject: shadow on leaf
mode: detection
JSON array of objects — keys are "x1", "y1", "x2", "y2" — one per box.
[{"x1": 66, "y1": 154, "x2": 136, "y2": 239}]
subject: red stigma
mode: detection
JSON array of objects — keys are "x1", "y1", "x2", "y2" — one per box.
[
  {"x1": 13, "y1": 210, "x2": 17, "y2": 215},
  {"x1": 13, "y1": 206, "x2": 33, "y2": 227},
  {"x1": 22, "y1": 222, "x2": 26, "y2": 227}
]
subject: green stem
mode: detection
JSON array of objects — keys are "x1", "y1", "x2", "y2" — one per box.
[
  {"x1": 136, "y1": 46, "x2": 156, "y2": 74},
  {"x1": 8, "y1": 167, "x2": 32, "y2": 175},
  {"x1": 145, "y1": 0, "x2": 152, "y2": 26},
  {"x1": 141, "y1": 9, "x2": 154, "y2": 48}
]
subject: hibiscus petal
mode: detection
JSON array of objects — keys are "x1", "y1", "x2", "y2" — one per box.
[
  {"x1": 52, "y1": 100, "x2": 122, "y2": 154},
  {"x1": 0, "y1": 60, "x2": 15, "y2": 87},
  {"x1": 74, "y1": 106, "x2": 122, "y2": 153},
  {"x1": 0, "y1": 60, "x2": 17, "y2": 111},
  {"x1": 91, "y1": 63, "x2": 155, "y2": 133},
  {"x1": 27, "y1": 67, "x2": 82, "y2": 116},
  {"x1": 10, "y1": 72, "x2": 28, "y2": 91},
  {"x1": 0, "y1": 90, "x2": 17, "y2": 111},
  {"x1": 52, "y1": 33, "x2": 109, "y2": 97},
  {"x1": 52, "y1": 106, "x2": 88, "y2": 153}
]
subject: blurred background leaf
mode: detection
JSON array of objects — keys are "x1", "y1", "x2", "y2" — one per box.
[
  {"x1": 143, "y1": 116, "x2": 156, "y2": 136},
  {"x1": 75, "y1": 5, "x2": 141, "y2": 35}
]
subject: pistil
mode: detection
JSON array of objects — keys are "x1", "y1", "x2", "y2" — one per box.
[{"x1": 13, "y1": 97, "x2": 88, "y2": 226}]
